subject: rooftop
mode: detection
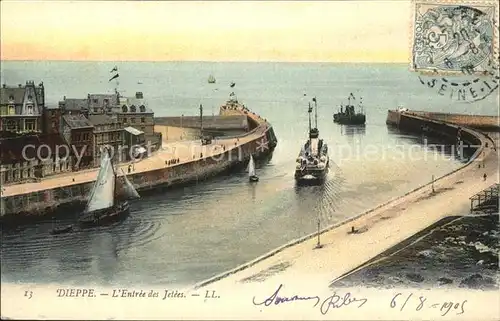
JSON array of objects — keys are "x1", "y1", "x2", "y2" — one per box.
[
  {"x1": 124, "y1": 126, "x2": 144, "y2": 136},
  {"x1": 88, "y1": 93, "x2": 119, "y2": 108},
  {"x1": 88, "y1": 114, "x2": 119, "y2": 125},
  {"x1": 62, "y1": 114, "x2": 93, "y2": 129},
  {"x1": 60, "y1": 98, "x2": 88, "y2": 111}
]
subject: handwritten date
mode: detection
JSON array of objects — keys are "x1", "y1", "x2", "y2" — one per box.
[{"x1": 390, "y1": 292, "x2": 466, "y2": 316}]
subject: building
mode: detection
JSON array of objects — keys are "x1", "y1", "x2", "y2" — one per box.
[
  {"x1": 58, "y1": 97, "x2": 88, "y2": 116},
  {"x1": 116, "y1": 92, "x2": 161, "y2": 150},
  {"x1": 0, "y1": 81, "x2": 45, "y2": 136},
  {"x1": 0, "y1": 134, "x2": 72, "y2": 185},
  {"x1": 88, "y1": 93, "x2": 119, "y2": 114},
  {"x1": 88, "y1": 114, "x2": 124, "y2": 165},
  {"x1": 123, "y1": 126, "x2": 147, "y2": 161},
  {"x1": 61, "y1": 115, "x2": 94, "y2": 169},
  {"x1": 43, "y1": 106, "x2": 62, "y2": 134}
]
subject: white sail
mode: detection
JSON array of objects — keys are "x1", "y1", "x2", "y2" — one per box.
[
  {"x1": 120, "y1": 168, "x2": 140, "y2": 199},
  {"x1": 248, "y1": 155, "x2": 256, "y2": 177},
  {"x1": 85, "y1": 151, "x2": 115, "y2": 213}
]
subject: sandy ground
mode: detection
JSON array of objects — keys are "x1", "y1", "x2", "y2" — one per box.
[
  {"x1": 199, "y1": 132, "x2": 499, "y2": 291},
  {"x1": 154, "y1": 125, "x2": 201, "y2": 142},
  {"x1": 2, "y1": 110, "x2": 268, "y2": 198}
]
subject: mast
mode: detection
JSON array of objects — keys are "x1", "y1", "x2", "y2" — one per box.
[
  {"x1": 313, "y1": 97, "x2": 318, "y2": 129},
  {"x1": 200, "y1": 104, "x2": 203, "y2": 134},
  {"x1": 109, "y1": 148, "x2": 117, "y2": 206},
  {"x1": 308, "y1": 102, "x2": 312, "y2": 133}
]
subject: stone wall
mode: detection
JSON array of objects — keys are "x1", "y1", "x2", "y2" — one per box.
[
  {"x1": 401, "y1": 111, "x2": 499, "y2": 131},
  {"x1": 0, "y1": 126, "x2": 277, "y2": 220},
  {"x1": 155, "y1": 115, "x2": 249, "y2": 130}
]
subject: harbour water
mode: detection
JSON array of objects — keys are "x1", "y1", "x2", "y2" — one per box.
[{"x1": 0, "y1": 61, "x2": 497, "y2": 286}]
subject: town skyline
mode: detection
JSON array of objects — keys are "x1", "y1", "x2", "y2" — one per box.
[{"x1": 1, "y1": 1, "x2": 410, "y2": 63}]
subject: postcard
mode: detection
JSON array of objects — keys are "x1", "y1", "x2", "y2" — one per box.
[{"x1": 0, "y1": 0, "x2": 498, "y2": 320}]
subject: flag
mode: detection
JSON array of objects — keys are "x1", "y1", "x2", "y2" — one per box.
[
  {"x1": 349, "y1": 92, "x2": 355, "y2": 99},
  {"x1": 312, "y1": 97, "x2": 317, "y2": 103},
  {"x1": 110, "y1": 66, "x2": 118, "y2": 73},
  {"x1": 230, "y1": 82, "x2": 236, "y2": 88},
  {"x1": 109, "y1": 73, "x2": 119, "y2": 82},
  {"x1": 308, "y1": 103, "x2": 313, "y2": 113}
]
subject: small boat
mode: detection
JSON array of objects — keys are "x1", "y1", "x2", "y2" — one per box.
[
  {"x1": 295, "y1": 97, "x2": 329, "y2": 183},
  {"x1": 248, "y1": 154, "x2": 259, "y2": 182},
  {"x1": 333, "y1": 93, "x2": 366, "y2": 125},
  {"x1": 208, "y1": 74, "x2": 216, "y2": 84},
  {"x1": 79, "y1": 148, "x2": 140, "y2": 228},
  {"x1": 50, "y1": 224, "x2": 73, "y2": 235}
]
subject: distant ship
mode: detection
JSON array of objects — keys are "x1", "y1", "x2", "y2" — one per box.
[
  {"x1": 208, "y1": 74, "x2": 216, "y2": 84},
  {"x1": 295, "y1": 97, "x2": 329, "y2": 183},
  {"x1": 333, "y1": 93, "x2": 366, "y2": 125},
  {"x1": 79, "y1": 148, "x2": 140, "y2": 228}
]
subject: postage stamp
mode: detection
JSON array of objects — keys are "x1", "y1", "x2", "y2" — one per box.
[{"x1": 410, "y1": 0, "x2": 499, "y2": 75}]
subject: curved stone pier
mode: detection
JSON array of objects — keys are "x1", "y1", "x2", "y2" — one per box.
[
  {"x1": 194, "y1": 110, "x2": 499, "y2": 289},
  {"x1": 0, "y1": 103, "x2": 278, "y2": 221}
]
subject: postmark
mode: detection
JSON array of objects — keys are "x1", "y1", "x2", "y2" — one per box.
[
  {"x1": 410, "y1": 0, "x2": 498, "y2": 75},
  {"x1": 410, "y1": 1, "x2": 499, "y2": 102},
  {"x1": 417, "y1": 72, "x2": 499, "y2": 102}
]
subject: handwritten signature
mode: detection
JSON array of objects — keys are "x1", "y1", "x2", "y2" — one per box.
[{"x1": 252, "y1": 284, "x2": 367, "y2": 315}]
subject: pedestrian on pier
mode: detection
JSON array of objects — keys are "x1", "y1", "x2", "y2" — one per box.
[{"x1": 483, "y1": 173, "x2": 487, "y2": 181}]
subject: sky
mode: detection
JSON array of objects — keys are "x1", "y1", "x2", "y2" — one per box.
[{"x1": 0, "y1": 1, "x2": 411, "y2": 63}]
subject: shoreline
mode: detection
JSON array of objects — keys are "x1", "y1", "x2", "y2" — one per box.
[
  {"x1": 194, "y1": 111, "x2": 499, "y2": 289},
  {"x1": 0, "y1": 104, "x2": 278, "y2": 221}
]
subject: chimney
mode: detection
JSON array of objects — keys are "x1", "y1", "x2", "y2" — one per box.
[
  {"x1": 63, "y1": 96, "x2": 66, "y2": 100},
  {"x1": 18, "y1": 84, "x2": 22, "y2": 88},
  {"x1": 2, "y1": 84, "x2": 5, "y2": 88}
]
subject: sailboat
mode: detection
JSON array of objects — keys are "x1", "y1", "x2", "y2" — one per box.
[
  {"x1": 248, "y1": 154, "x2": 259, "y2": 182},
  {"x1": 79, "y1": 148, "x2": 140, "y2": 228},
  {"x1": 208, "y1": 74, "x2": 216, "y2": 84}
]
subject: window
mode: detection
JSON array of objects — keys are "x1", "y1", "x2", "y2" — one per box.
[
  {"x1": 94, "y1": 108, "x2": 98, "y2": 113},
  {"x1": 131, "y1": 118, "x2": 136, "y2": 123},
  {"x1": 8, "y1": 105, "x2": 15, "y2": 115},
  {"x1": 26, "y1": 104, "x2": 34, "y2": 114},
  {"x1": 93, "y1": 99, "x2": 98, "y2": 104},
  {"x1": 122, "y1": 105, "x2": 128, "y2": 112},
  {"x1": 6, "y1": 120, "x2": 17, "y2": 131},
  {"x1": 123, "y1": 117, "x2": 127, "y2": 123},
  {"x1": 141, "y1": 117, "x2": 145, "y2": 123},
  {"x1": 130, "y1": 105, "x2": 136, "y2": 112},
  {"x1": 139, "y1": 105, "x2": 146, "y2": 112},
  {"x1": 25, "y1": 119, "x2": 36, "y2": 131},
  {"x1": 8, "y1": 95, "x2": 14, "y2": 101}
]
